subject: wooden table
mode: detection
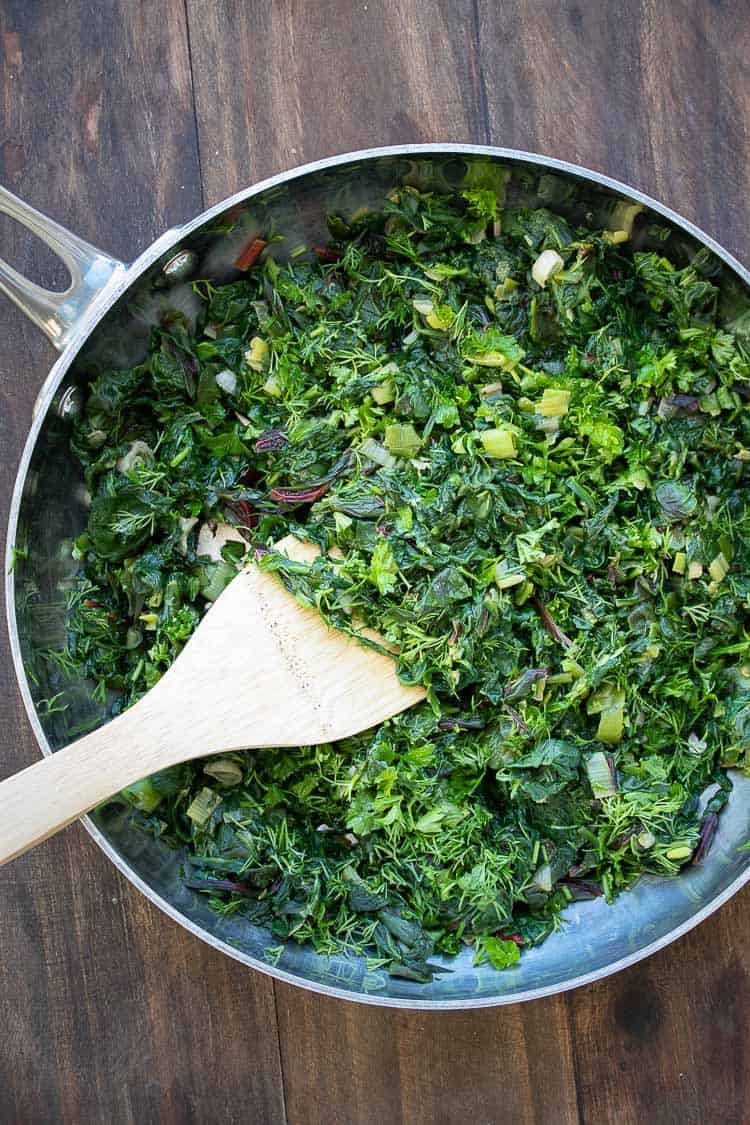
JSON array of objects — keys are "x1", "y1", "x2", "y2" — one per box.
[{"x1": 0, "y1": 2, "x2": 748, "y2": 1121}]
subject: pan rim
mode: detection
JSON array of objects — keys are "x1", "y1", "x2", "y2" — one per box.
[{"x1": 5, "y1": 142, "x2": 750, "y2": 1008}]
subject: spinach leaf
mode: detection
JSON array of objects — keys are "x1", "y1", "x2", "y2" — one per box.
[{"x1": 52, "y1": 179, "x2": 750, "y2": 982}]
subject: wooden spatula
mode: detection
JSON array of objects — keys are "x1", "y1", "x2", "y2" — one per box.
[{"x1": 0, "y1": 536, "x2": 425, "y2": 865}]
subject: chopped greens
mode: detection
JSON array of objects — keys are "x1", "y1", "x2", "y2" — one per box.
[{"x1": 54, "y1": 179, "x2": 750, "y2": 982}]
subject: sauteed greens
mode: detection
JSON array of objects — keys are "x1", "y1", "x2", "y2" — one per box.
[{"x1": 59, "y1": 180, "x2": 750, "y2": 981}]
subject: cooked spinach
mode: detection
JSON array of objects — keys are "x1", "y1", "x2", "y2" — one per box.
[{"x1": 56, "y1": 179, "x2": 750, "y2": 980}]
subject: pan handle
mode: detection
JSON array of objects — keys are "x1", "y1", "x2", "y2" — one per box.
[{"x1": 0, "y1": 185, "x2": 126, "y2": 351}]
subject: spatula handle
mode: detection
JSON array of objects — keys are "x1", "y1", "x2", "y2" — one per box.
[{"x1": 0, "y1": 704, "x2": 164, "y2": 865}]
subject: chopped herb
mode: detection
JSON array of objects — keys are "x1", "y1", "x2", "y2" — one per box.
[{"x1": 54, "y1": 179, "x2": 750, "y2": 981}]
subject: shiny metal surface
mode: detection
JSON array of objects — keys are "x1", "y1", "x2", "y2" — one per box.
[
  {"x1": 0, "y1": 184, "x2": 126, "y2": 349},
  {"x1": 4, "y1": 145, "x2": 750, "y2": 1008}
]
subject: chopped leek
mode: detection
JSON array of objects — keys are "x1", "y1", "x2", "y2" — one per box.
[{"x1": 531, "y1": 249, "x2": 564, "y2": 288}]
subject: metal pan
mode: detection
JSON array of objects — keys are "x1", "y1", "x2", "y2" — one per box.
[{"x1": 4, "y1": 145, "x2": 750, "y2": 1009}]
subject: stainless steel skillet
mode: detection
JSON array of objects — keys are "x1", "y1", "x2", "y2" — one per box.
[{"x1": 4, "y1": 144, "x2": 750, "y2": 1009}]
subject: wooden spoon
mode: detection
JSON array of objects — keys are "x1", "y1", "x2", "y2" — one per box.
[{"x1": 0, "y1": 536, "x2": 424, "y2": 864}]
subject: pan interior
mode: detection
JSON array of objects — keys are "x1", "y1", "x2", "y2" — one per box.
[{"x1": 11, "y1": 149, "x2": 750, "y2": 1005}]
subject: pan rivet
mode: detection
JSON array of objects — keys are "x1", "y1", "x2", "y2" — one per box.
[{"x1": 162, "y1": 248, "x2": 198, "y2": 284}]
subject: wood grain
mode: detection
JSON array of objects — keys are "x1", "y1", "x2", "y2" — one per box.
[
  {"x1": 475, "y1": 0, "x2": 750, "y2": 261},
  {"x1": 1, "y1": 0, "x2": 750, "y2": 1122},
  {"x1": 566, "y1": 890, "x2": 750, "y2": 1125},
  {"x1": 185, "y1": 0, "x2": 487, "y2": 203},
  {"x1": 275, "y1": 984, "x2": 580, "y2": 1125}
]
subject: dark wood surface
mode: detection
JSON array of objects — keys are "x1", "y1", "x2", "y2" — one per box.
[{"x1": 0, "y1": 2, "x2": 748, "y2": 1122}]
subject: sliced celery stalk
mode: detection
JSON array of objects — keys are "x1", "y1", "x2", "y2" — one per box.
[
  {"x1": 245, "y1": 336, "x2": 269, "y2": 371},
  {"x1": 537, "y1": 388, "x2": 571, "y2": 417},
  {"x1": 709, "y1": 552, "x2": 729, "y2": 583},
  {"x1": 371, "y1": 380, "x2": 396, "y2": 405},
  {"x1": 480, "y1": 427, "x2": 517, "y2": 459},
  {"x1": 586, "y1": 751, "x2": 617, "y2": 797},
  {"x1": 384, "y1": 423, "x2": 422, "y2": 458},
  {"x1": 186, "y1": 787, "x2": 222, "y2": 826},
  {"x1": 597, "y1": 703, "x2": 624, "y2": 744}
]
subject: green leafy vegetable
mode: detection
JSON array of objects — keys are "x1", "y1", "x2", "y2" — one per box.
[
  {"x1": 473, "y1": 935, "x2": 522, "y2": 970},
  {"x1": 51, "y1": 175, "x2": 750, "y2": 982}
]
